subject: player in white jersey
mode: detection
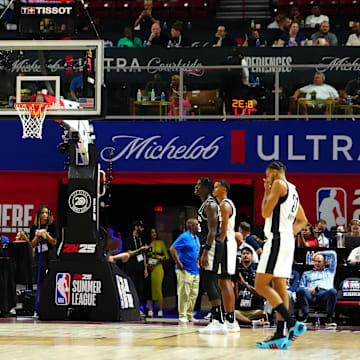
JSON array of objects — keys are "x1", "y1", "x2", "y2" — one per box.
[
  {"x1": 254, "y1": 161, "x2": 308, "y2": 350},
  {"x1": 213, "y1": 180, "x2": 240, "y2": 332}
]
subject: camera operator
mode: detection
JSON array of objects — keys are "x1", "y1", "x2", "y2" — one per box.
[
  {"x1": 29, "y1": 205, "x2": 58, "y2": 287},
  {"x1": 122, "y1": 220, "x2": 148, "y2": 317}
]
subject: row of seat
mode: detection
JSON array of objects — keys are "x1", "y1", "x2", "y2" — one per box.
[
  {"x1": 277, "y1": 0, "x2": 360, "y2": 16},
  {"x1": 80, "y1": 0, "x2": 215, "y2": 19}
]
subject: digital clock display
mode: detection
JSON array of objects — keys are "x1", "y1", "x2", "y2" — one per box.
[{"x1": 232, "y1": 99, "x2": 254, "y2": 108}]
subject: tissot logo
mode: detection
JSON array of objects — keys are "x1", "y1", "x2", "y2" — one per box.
[{"x1": 21, "y1": 6, "x2": 72, "y2": 15}]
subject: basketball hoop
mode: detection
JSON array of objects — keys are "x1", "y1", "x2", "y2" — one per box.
[{"x1": 15, "y1": 102, "x2": 49, "y2": 139}]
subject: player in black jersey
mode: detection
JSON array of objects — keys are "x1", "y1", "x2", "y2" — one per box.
[{"x1": 195, "y1": 177, "x2": 228, "y2": 334}]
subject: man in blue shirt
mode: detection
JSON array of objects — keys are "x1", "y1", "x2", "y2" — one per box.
[
  {"x1": 170, "y1": 218, "x2": 200, "y2": 323},
  {"x1": 296, "y1": 250, "x2": 337, "y2": 326}
]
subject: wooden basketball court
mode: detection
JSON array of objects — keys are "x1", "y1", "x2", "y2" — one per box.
[{"x1": 0, "y1": 318, "x2": 359, "y2": 359}]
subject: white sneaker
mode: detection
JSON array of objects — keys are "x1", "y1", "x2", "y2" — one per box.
[
  {"x1": 204, "y1": 312, "x2": 212, "y2": 321},
  {"x1": 198, "y1": 319, "x2": 228, "y2": 334},
  {"x1": 147, "y1": 310, "x2": 153, "y2": 318},
  {"x1": 252, "y1": 319, "x2": 264, "y2": 327},
  {"x1": 179, "y1": 317, "x2": 189, "y2": 323},
  {"x1": 225, "y1": 320, "x2": 240, "y2": 332},
  {"x1": 158, "y1": 310, "x2": 163, "y2": 317}
]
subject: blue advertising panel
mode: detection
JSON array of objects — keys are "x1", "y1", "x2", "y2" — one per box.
[{"x1": 1, "y1": 120, "x2": 360, "y2": 174}]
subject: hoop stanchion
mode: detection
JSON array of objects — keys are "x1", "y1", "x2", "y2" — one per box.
[{"x1": 15, "y1": 102, "x2": 49, "y2": 139}]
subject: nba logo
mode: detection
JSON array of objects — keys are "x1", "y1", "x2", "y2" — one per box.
[
  {"x1": 316, "y1": 187, "x2": 347, "y2": 230},
  {"x1": 343, "y1": 280, "x2": 350, "y2": 291},
  {"x1": 55, "y1": 273, "x2": 71, "y2": 306}
]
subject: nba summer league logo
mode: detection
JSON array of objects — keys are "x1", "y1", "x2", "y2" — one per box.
[
  {"x1": 55, "y1": 273, "x2": 70, "y2": 306},
  {"x1": 316, "y1": 188, "x2": 347, "y2": 230}
]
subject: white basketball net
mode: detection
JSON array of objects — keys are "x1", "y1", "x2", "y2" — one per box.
[{"x1": 15, "y1": 103, "x2": 49, "y2": 139}]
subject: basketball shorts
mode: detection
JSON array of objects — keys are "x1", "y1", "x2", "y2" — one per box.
[
  {"x1": 218, "y1": 237, "x2": 237, "y2": 278},
  {"x1": 200, "y1": 237, "x2": 224, "y2": 273},
  {"x1": 257, "y1": 232, "x2": 294, "y2": 278}
]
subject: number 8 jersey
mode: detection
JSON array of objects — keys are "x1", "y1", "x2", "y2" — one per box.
[{"x1": 264, "y1": 181, "x2": 299, "y2": 240}]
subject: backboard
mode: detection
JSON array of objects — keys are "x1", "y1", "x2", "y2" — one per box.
[{"x1": 0, "y1": 40, "x2": 104, "y2": 118}]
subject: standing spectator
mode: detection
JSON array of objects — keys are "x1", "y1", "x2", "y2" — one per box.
[
  {"x1": 296, "y1": 223, "x2": 318, "y2": 247},
  {"x1": 145, "y1": 22, "x2": 169, "y2": 47},
  {"x1": 315, "y1": 219, "x2": 330, "y2": 248},
  {"x1": 168, "y1": 20, "x2": 190, "y2": 48},
  {"x1": 29, "y1": 205, "x2": 58, "y2": 285},
  {"x1": 234, "y1": 246, "x2": 266, "y2": 326},
  {"x1": 305, "y1": 5, "x2": 329, "y2": 29},
  {"x1": 279, "y1": 22, "x2": 304, "y2": 47},
  {"x1": 117, "y1": 27, "x2": 142, "y2": 48},
  {"x1": 346, "y1": 22, "x2": 360, "y2": 46},
  {"x1": 310, "y1": 21, "x2": 338, "y2": 46},
  {"x1": 146, "y1": 228, "x2": 169, "y2": 317},
  {"x1": 169, "y1": 218, "x2": 200, "y2": 323},
  {"x1": 296, "y1": 250, "x2": 337, "y2": 327},
  {"x1": 212, "y1": 25, "x2": 238, "y2": 47},
  {"x1": 133, "y1": 0, "x2": 160, "y2": 39},
  {"x1": 123, "y1": 220, "x2": 148, "y2": 317},
  {"x1": 238, "y1": 222, "x2": 262, "y2": 257},
  {"x1": 243, "y1": 28, "x2": 261, "y2": 47}
]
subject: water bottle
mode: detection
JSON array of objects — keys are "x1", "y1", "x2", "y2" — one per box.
[
  {"x1": 8, "y1": 96, "x2": 14, "y2": 107},
  {"x1": 251, "y1": 19, "x2": 255, "y2": 28},
  {"x1": 167, "y1": 40, "x2": 172, "y2": 48},
  {"x1": 310, "y1": 251, "x2": 315, "y2": 264},
  {"x1": 255, "y1": 76, "x2": 260, "y2": 87},
  {"x1": 187, "y1": 21, "x2": 192, "y2": 31},
  {"x1": 256, "y1": 38, "x2": 260, "y2": 47},
  {"x1": 288, "y1": 40, "x2": 293, "y2": 47},
  {"x1": 306, "y1": 251, "x2": 310, "y2": 265},
  {"x1": 347, "y1": 95, "x2": 352, "y2": 104},
  {"x1": 300, "y1": 20, "x2": 305, "y2": 28},
  {"x1": 137, "y1": 89, "x2": 142, "y2": 102},
  {"x1": 337, "y1": 232, "x2": 343, "y2": 248},
  {"x1": 160, "y1": 91, "x2": 165, "y2": 102},
  {"x1": 151, "y1": 88, "x2": 155, "y2": 101},
  {"x1": 304, "y1": 38, "x2": 309, "y2": 46},
  {"x1": 163, "y1": 21, "x2": 168, "y2": 30},
  {"x1": 143, "y1": 40, "x2": 147, "y2": 47}
]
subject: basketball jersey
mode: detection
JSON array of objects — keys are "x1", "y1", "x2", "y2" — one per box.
[
  {"x1": 220, "y1": 198, "x2": 236, "y2": 243},
  {"x1": 198, "y1": 195, "x2": 221, "y2": 245},
  {"x1": 264, "y1": 180, "x2": 299, "y2": 239}
]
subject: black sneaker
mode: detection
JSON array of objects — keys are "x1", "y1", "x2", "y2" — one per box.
[{"x1": 325, "y1": 316, "x2": 337, "y2": 328}]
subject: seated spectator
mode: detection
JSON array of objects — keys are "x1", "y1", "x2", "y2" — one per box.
[
  {"x1": 290, "y1": 72, "x2": 339, "y2": 117},
  {"x1": 272, "y1": 16, "x2": 291, "y2": 44},
  {"x1": 70, "y1": 75, "x2": 83, "y2": 101},
  {"x1": 134, "y1": 0, "x2": 160, "y2": 39},
  {"x1": 296, "y1": 250, "x2": 337, "y2": 327},
  {"x1": 296, "y1": 223, "x2": 318, "y2": 247},
  {"x1": 305, "y1": 5, "x2": 329, "y2": 29},
  {"x1": 144, "y1": 74, "x2": 168, "y2": 100},
  {"x1": 238, "y1": 222, "x2": 262, "y2": 257},
  {"x1": 310, "y1": 21, "x2": 338, "y2": 46},
  {"x1": 264, "y1": 266, "x2": 299, "y2": 317},
  {"x1": 315, "y1": 219, "x2": 330, "y2": 248},
  {"x1": 347, "y1": 245, "x2": 360, "y2": 265},
  {"x1": 288, "y1": 5, "x2": 304, "y2": 26},
  {"x1": 117, "y1": 27, "x2": 142, "y2": 48},
  {"x1": 234, "y1": 246, "x2": 266, "y2": 326},
  {"x1": 345, "y1": 72, "x2": 360, "y2": 104},
  {"x1": 346, "y1": 219, "x2": 360, "y2": 238},
  {"x1": 278, "y1": 22, "x2": 304, "y2": 47},
  {"x1": 168, "y1": 20, "x2": 190, "y2": 48},
  {"x1": 212, "y1": 25, "x2": 238, "y2": 47},
  {"x1": 243, "y1": 28, "x2": 262, "y2": 47},
  {"x1": 238, "y1": 242, "x2": 259, "y2": 264},
  {"x1": 15, "y1": 231, "x2": 29, "y2": 242},
  {"x1": 267, "y1": 14, "x2": 284, "y2": 29},
  {"x1": 345, "y1": 21, "x2": 360, "y2": 46},
  {"x1": 145, "y1": 22, "x2": 169, "y2": 47}
]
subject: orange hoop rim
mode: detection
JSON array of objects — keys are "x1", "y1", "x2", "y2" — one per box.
[{"x1": 15, "y1": 102, "x2": 50, "y2": 117}]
